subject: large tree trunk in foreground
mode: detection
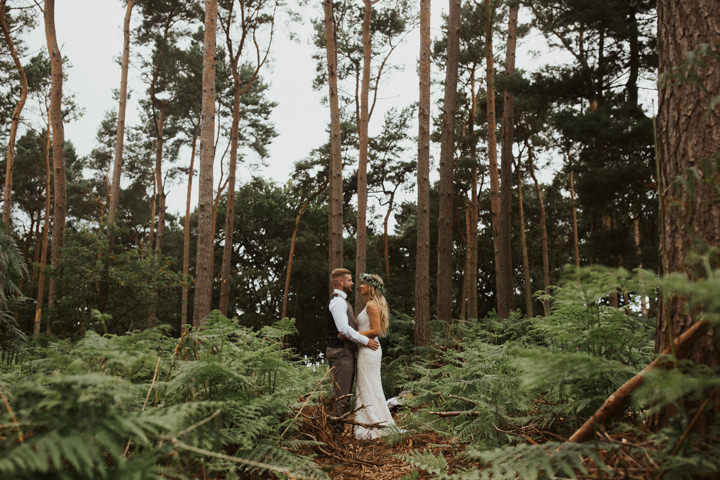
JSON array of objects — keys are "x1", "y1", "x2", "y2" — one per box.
[
  {"x1": 414, "y1": 0, "x2": 431, "y2": 346},
  {"x1": 44, "y1": 0, "x2": 67, "y2": 333},
  {"x1": 181, "y1": 133, "x2": 197, "y2": 330},
  {"x1": 1, "y1": 0, "x2": 28, "y2": 226},
  {"x1": 192, "y1": 0, "x2": 218, "y2": 327},
  {"x1": 436, "y1": 0, "x2": 461, "y2": 323},
  {"x1": 498, "y1": 0, "x2": 518, "y2": 317},
  {"x1": 107, "y1": 0, "x2": 134, "y2": 226},
  {"x1": 323, "y1": 0, "x2": 343, "y2": 278},
  {"x1": 656, "y1": 0, "x2": 720, "y2": 365}
]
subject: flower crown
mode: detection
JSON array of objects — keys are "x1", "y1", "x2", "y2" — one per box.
[{"x1": 359, "y1": 273, "x2": 386, "y2": 295}]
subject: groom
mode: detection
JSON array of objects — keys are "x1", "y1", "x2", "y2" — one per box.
[{"x1": 326, "y1": 267, "x2": 379, "y2": 437}]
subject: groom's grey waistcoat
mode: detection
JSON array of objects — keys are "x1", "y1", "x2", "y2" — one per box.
[{"x1": 327, "y1": 293, "x2": 358, "y2": 351}]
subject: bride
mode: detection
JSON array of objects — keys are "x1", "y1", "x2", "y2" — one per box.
[{"x1": 353, "y1": 273, "x2": 395, "y2": 440}]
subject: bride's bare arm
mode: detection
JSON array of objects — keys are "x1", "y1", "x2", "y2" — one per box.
[{"x1": 358, "y1": 301, "x2": 382, "y2": 338}]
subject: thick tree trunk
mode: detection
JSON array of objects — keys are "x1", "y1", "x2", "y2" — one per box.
[
  {"x1": 107, "y1": 0, "x2": 134, "y2": 226},
  {"x1": 569, "y1": 168, "x2": 580, "y2": 267},
  {"x1": 181, "y1": 133, "x2": 197, "y2": 330},
  {"x1": 498, "y1": 0, "x2": 518, "y2": 316},
  {"x1": 436, "y1": 0, "x2": 461, "y2": 323},
  {"x1": 44, "y1": 0, "x2": 67, "y2": 334},
  {"x1": 656, "y1": 1, "x2": 720, "y2": 365},
  {"x1": 355, "y1": 0, "x2": 373, "y2": 312},
  {"x1": 415, "y1": 0, "x2": 431, "y2": 346},
  {"x1": 323, "y1": 0, "x2": 343, "y2": 277},
  {"x1": 516, "y1": 164, "x2": 533, "y2": 317},
  {"x1": 192, "y1": 0, "x2": 218, "y2": 327},
  {"x1": 527, "y1": 141, "x2": 550, "y2": 316},
  {"x1": 1, "y1": 0, "x2": 28, "y2": 226},
  {"x1": 34, "y1": 131, "x2": 52, "y2": 338},
  {"x1": 219, "y1": 85, "x2": 241, "y2": 316}
]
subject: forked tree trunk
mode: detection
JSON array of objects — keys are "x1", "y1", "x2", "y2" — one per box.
[
  {"x1": 436, "y1": 0, "x2": 461, "y2": 323},
  {"x1": 656, "y1": 0, "x2": 720, "y2": 370},
  {"x1": 107, "y1": 0, "x2": 134, "y2": 226},
  {"x1": 323, "y1": 0, "x2": 344, "y2": 277},
  {"x1": 498, "y1": 0, "x2": 519, "y2": 316},
  {"x1": 181, "y1": 133, "x2": 197, "y2": 330},
  {"x1": 414, "y1": 0, "x2": 431, "y2": 346},
  {"x1": 1, "y1": 0, "x2": 28, "y2": 225},
  {"x1": 526, "y1": 141, "x2": 550, "y2": 316},
  {"x1": 34, "y1": 131, "x2": 52, "y2": 338},
  {"x1": 44, "y1": 0, "x2": 67, "y2": 334},
  {"x1": 355, "y1": 0, "x2": 373, "y2": 312},
  {"x1": 516, "y1": 162, "x2": 533, "y2": 317},
  {"x1": 282, "y1": 182, "x2": 328, "y2": 319},
  {"x1": 192, "y1": 0, "x2": 218, "y2": 327},
  {"x1": 569, "y1": 167, "x2": 580, "y2": 267}
]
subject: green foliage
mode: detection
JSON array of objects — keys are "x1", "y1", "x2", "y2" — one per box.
[
  {"x1": 0, "y1": 313, "x2": 326, "y2": 479},
  {"x1": 0, "y1": 224, "x2": 27, "y2": 361}
]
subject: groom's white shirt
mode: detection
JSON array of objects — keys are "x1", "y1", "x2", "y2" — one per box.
[{"x1": 329, "y1": 289, "x2": 370, "y2": 346}]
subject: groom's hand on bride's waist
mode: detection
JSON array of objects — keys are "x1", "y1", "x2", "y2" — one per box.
[{"x1": 367, "y1": 338, "x2": 379, "y2": 350}]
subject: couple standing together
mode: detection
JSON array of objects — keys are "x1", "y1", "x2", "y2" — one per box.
[{"x1": 325, "y1": 268, "x2": 396, "y2": 440}]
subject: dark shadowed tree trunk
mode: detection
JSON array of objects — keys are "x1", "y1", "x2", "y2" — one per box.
[
  {"x1": 656, "y1": 0, "x2": 720, "y2": 366},
  {"x1": 44, "y1": 0, "x2": 67, "y2": 334},
  {"x1": 436, "y1": 0, "x2": 461, "y2": 323},
  {"x1": 1, "y1": 0, "x2": 28, "y2": 225},
  {"x1": 193, "y1": 0, "x2": 218, "y2": 327},
  {"x1": 323, "y1": 0, "x2": 344, "y2": 278},
  {"x1": 415, "y1": 0, "x2": 431, "y2": 345}
]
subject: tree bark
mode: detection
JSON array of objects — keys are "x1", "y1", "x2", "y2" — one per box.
[
  {"x1": 632, "y1": 213, "x2": 648, "y2": 319},
  {"x1": 44, "y1": 0, "x2": 67, "y2": 334},
  {"x1": 569, "y1": 167, "x2": 580, "y2": 267},
  {"x1": 656, "y1": 1, "x2": 720, "y2": 365},
  {"x1": 468, "y1": 72, "x2": 480, "y2": 320},
  {"x1": 1, "y1": 0, "x2": 28, "y2": 226},
  {"x1": 414, "y1": 0, "x2": 431, "y2": 346},
  {"x1": 526, "y1": 140, "x2": 550, "y2": 316},
  {"x1": 436, "y1": 0, "x2": 461, "y2": 323},
  {"x1": 498, "y1": 0, "x2": 518, "y2": 316},
  {"x1": 34, "y1": 131, "x2": 52, "y2": 338},
  {"x1": 192, "y1": 0, "x2": 218, "y2": 327},
  {"x1": 355, "y1": 0, "x2": 373, "y2": 312},
  {"x1": 516, "y1": 162, "x2": 533, "y2": 317},
  {"x1": 382, "y1": 191, "x2": 395, "y2": 277},
  {"x1": 460, "y1": 197, "x2": 471, "y2": 319},
  {"x1": 107, "y1": 0, "x2": 134, "y2": 226},
  {"x1": 181, "y1": 133, "x2": 197, "y2": 330},
  {"x1": 323, "y1": 0, "x2": 344, "y2": 278},
  {"x1": 153, "y1": 105, "x2": 167, "y2": 254}
]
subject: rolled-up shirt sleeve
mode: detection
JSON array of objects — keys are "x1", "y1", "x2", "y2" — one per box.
[{"x1": 329, "y1": 297, "x2": 369, "y2": 346}]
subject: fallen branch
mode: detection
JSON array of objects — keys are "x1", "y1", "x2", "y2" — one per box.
[
  {"x1": 428, "y1": 410, "x2": 479, "y2": 417},
  {"x1": 280, "y1": 367, "x2": 331, "y2": 439},
  {"x1": 569, "y1": 319, "x2": 710, "y2": 443}
]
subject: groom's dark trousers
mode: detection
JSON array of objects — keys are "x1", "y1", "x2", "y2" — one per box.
[{"x1": 326, "y1": 293, "x2": 358, "y2": 436}]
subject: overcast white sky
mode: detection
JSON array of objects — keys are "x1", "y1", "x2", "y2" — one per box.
[{"x1": 23, "y1": 1, "x2": 563, "y2": 222}]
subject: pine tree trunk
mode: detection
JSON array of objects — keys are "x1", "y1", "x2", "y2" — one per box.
[
  {"x1": 323, "y1": 0, "x2": 343, "y2": 277},
  {"x1": 498, "y1": 0, "x2": 518, "y2": 316},
  {"x1": 527, "y1": 141, "x2": 550, "y2": 316},
  {"x1": 633, "y1": 213, "x2": 648, "y2": 319},
  {"x1": 219, "y1": 85, "x2": 241, "y2": 316},
  {"x1": 415, "y1": 0, "x2": 431, "y2": 346},
  {"x1": 107, "y1": 0, "x2": 133, "y2": 226},
  {"x1": 34, "y1": 131, "x2": 52, "y2": 338},
  {"x1": 147, "y1": 153, "x2": 157, "y2": 254},
  {"x1": 44, "y1": 0, "x2": 66, "y2": 333},
  {"x1": 192, "y1": 0, "x2": 218, "y2": 327},
  {"x1": 656, "y1": 0, "x2": 720, "y2": 365},
  {"x1": 154, "y1": 106, "x2": 167, "y2": 254},
  {"x1": 516, "y1": 163, "x2": 533, "y2": 317},
  {"x1": 436, "y1": 0, "x2": 461, "y2": 323},
  {"x1": 1, "y1": 0, "x2": 28, "y2": 226},
  {"x1": 383, "y1": 191, "x2": 395, "y2": 277},
  {"x1": 460, "y1": 197, "x2": 471, "y2": 319},
  {"x1": 467, "y1": 71, "x2": 480, "y2": 320},
  {"x1": 355, "y1": 0, "x2": 373, "y2": 312},
  {"x1": 569, "y1": 168, "x2": 580, "y2": 267},
  {"x1": 181, "y1": 133, "x2": 197, "y2": 330}
]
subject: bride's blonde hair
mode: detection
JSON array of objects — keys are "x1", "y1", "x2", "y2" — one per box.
[{"x1": 361, "y1": 273, "x2": 390, "y2": 336}]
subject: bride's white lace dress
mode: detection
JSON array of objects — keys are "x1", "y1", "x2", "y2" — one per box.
[{"x1": 354, "y1": 307, "x2": 395, "y2": 440}]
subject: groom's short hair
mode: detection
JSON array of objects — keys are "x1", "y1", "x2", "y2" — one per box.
[{"x1": 331, "y1": 268, "x2": 351, "y2": 284}]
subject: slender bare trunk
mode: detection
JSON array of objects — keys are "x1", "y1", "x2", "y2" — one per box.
[
  {"x1": 44, "y1": 0, "x2": 67, "y2": 334},
  {"x1": 1, "y1": 0, "x2": 28, "y2": 225},
  {"x1": 192, "y1": 0, "x2": 218, "y2": 326},
  {"x1": 467, "y1": 72, "x2": 480, "y2": 320},
  {"x1": 154, "y1": 106, "x2": 167, "y2": 254},
  {"x1": 516, "y1": 163, "x2": 533, "y2": 317},
  {"x1": 382, "y1": 191, "x2": 395, "y2": 277},
  {"x1": 633, "y1": 213, "x2": 648, "y2": 319},
  {"x1": 415, "y1": 0, "x2": 431, "y2": 346},
  {"x1": 436, "y1": 0, "x2": 461, "y2": 323},
  {"x1": 569, "y1": 168, "x2": 580, "y2": 267},
  {"x1": 323, "y1": 0, "x2": 343, "y2": 277},
  {"x1": 527, "y1": 141, "x2": 550, "y2": 315},
  {"x1": 34, "y1": 131, "x2": 52, "y2": 338},
  {"x1": 181, "y1": 133, "x2": 197, "y2": 330},
  {"x1": 460, "y1": 197, "x2": 471, "y2": 319},
  {"x1": 498, "y1": 0, "x2": 518, "y2": 316},
  {"x1": 107, "y1": 0, "x2": 134, "y2": 226},
  {"x1": 147, "y1": 153, "x2": 157, "y2": 254}
]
